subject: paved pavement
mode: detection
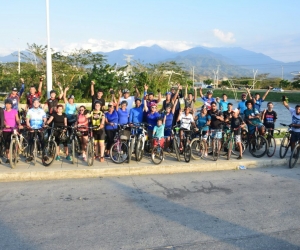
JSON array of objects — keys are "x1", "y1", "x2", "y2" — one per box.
[
  {"x1": 1, "y1": 168, "x2": 300, "y2": 249},
  {"x1": 0, "y1": 144, "x2": 293, "y2": 182}
]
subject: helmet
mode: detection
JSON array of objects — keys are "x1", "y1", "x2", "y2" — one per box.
[
  {"x1": 122, "y1": 89, "x2": 130, "y2": 94},
  {"x1": 120, "y1": 100, "x2": 128, "y2": 106},
  {"x1": 207, "y1": 90, "x2": 213, "y2": 94},
  {"x1": 4, "y1": 99, "x2": 13, "y2": 105}
]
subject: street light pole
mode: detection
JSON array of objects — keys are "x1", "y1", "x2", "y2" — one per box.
[{"x1": 46, "y1": 0, "x2": 52, "y2": 98}]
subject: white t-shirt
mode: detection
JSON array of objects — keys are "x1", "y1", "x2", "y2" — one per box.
[
  {"x1": 180, "y1": 112, "x2": 194, "y2": 130},
  {"x1": 120, "y1": 96, "x2": 135, "y2": 113},
  {"x1": 289, "y1": 108, "x2": 300, "y2": 133}
]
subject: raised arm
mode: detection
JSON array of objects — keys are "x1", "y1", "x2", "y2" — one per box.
[
  {"x1": 199, "y1": 87, "x2": 204, "y2": 98},
  {"x1": 282, "y1": 96, "x2": 289, "y2": 110},
  {"x1": 172, "y1": 98, "x2": 178, "y2": 114},
  {"x1": 63, "y1": 86, "x2": 69, "y2": 104},
  {"x1": 194, "y1": 87, "x2": 197, "y2": 101},
  {"x1": 91, "y1": 81, "x2": 95, "y2": 96},
  {"x1": 185, "y1": 85, "x2": 188, "y2": 99},
  {"x1": 38, "y1": 77, "x2": 43, "y2": 94},
  {"x1": 262, "y1": 87, "x2": 271, "y2": 101},
  {"x1": 116, "y1": 90, "x2": 122, "y2": 111},
  {"x1": 143, "y1": 96, "x2": 148, "y2": 112},
  {"x1": 245, "y1": 88, "x2": 253, "y2": 100},
  {"x1": 134, "y1": 86, "x2": 140, "y2": 99},
  {"x1": 19, "y1": 78, "x2": 25, "y2": 97},
  {"x1": 57, "y1": 82, "x2": 63, "y2": 99},
  {"x1": 157, "y1": 89, "x2": 162, "y2": 103}
]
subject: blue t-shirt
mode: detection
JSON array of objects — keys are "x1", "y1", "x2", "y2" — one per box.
[
  {"x1": 196, "y1": 113, "x2": 211, "y2": 131},
  {"x1": 165, "y1": 112, "x2": 173, "y2": 129},
  {"x1": 253, "y1": 98, "x2": 264, "y2": 112},
  {"x1": 26, "y1": 108, "x2": 46, "y2": 129},
  {"x1": 153, "y1": 124, "x2": 165, "y2": 139},
  {"x1": 118, "y1": 109, "x2": 129, "y2": 125},
  {"x1": 129, "y1": 104, "x2": 144, "y2": 124},
  {"x1": 219, "y1": 100, "x2": 228, "y2": 111},
  {"x1": 202, "y1": 96, "x2": 215, "y2": 110},
  {"x1": 65, "y1": 103, "x2": 77, "y2": 118},
  {"x1": 147, "y1": 112, "x2": 161, "y2": 130},
  {"x1": 244, "y1": 108, "x2": 261, "y2": 132},
  {"x1": 105, "y1": 110, "x2": 118, "y2": 130},
  {"x1": 238, "y1": 100, "x2": 247, "y2": 114}
]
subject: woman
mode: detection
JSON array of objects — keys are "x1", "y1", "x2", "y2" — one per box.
[
  {"x1": 116, "y1": 90, "x2": 129, "y2": 125},
  {"x1": 76, "y1": 106, "x2": 89, "y2": 161},
  {"x1": 195, "y1": 105, "x2": 211, "y2": 157},
  {"x1": 144, "y1": 98, "x2": 161, "y2": 141},
  {"x1": 63, "y1": 86, "x2": 77, "y2": 131},
  {"x1": 163, "y1": 99, "x2": 177, "y2": 151},
  {"x1": 3, "y1": 99, "x2": 22, "y2": 163},
  {"x1": 161, "y1": 92, "x2": 174, "y2": 112},
  {"x1": 46, "y1": 104, "x2": 70, "y2": 161},
  {"x1": 105, "y1": 102, "x2": 118, "y2": 157},
  {"x1": 90, "y1": 101, "x2": 105, "y2": 162}
]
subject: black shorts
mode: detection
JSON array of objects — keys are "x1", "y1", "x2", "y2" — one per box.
[
  {"x1": 93, "y1": 129, "x2": 105, "y2": 141},
  {"x1": 2, "y1": 131, "x2": 12, "y2": 150},
  {"x1": 291, "y1": 131, "x2": 300, "y2": 143}
]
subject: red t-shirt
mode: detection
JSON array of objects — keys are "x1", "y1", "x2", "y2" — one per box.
[{"x1": 27, "y1": 92, "x2": 41, "y2": 109}]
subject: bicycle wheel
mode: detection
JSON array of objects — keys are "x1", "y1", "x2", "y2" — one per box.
[
  {"x1": 9, "y1": 139, "x2": 18, "y2": 169},
  {"x1": 151, "y1": 146, "x2": 164, "y2": 165},
  {"x1": 128, "y1": 141, "x2": 132, "y2": 164},
  {"x1": 249, "y1": 135, "x2": 268, "y2": 158},
  {"x1": 191, "y1": 138, "x2": 206, "y2": 160},
  {"x1": 289, "y1": 145, "x2": 300, "y2": 169},
  {"x1": 227, "y1": 139, "x2": 233, "y2": 160},
  {"x1": 33, "y1": 139, "x2": 37, "y2": 165},
  {"x1": 110, "y1": 141, "x2": 128, "y2": 164},
  {"x1": 42, "y1": 141, "x2": 57, "y2": 167},
  {"x1": 212, "y1": 139, "x2": 220, "y2": 161},
  {"x1": 184, "y1": 144, "x2": 191, "y2": 163},
  {"x1": 86, "y1": 141, "x2": 94, "y2": 166},
  {"x1": 173, "y1": 137, "x2": 181, "y2": 161},
  {"x1": 279, "y1": 134, "x2": 290, "y2": 159},
  {"x1": 72, "y1": 139, "x2": 76, "y2": 164},
  {"x1": 267, "y1": 135, "x2": 276, "y2": 157},
  {"x1": 135, "y1": 138, "x2": 144, "y2": 162}
]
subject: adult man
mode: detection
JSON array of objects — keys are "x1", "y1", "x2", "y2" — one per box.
[
  {"x1": 144, "y1": 84, "x2": 161, "y2": 110},
  {"x1": 44, "y1": 82, "x2": 63, "y2": 115},
  {"x1": 282, "y1": 96, "x2": 300, "y2": 153},
  {"x1": 184, "y1": 85, "x2": 197, "y2": 114},
  {"x1": 6, "y1": 78, "x2": 25, "y2": 110},
  {"x1": 26, "y1": 77, "x2": 43, "y2": 110},
  {"x1": 91, "y1": 81, "x2": 105, "y2": 111},
  {"x1": 120, "y1": 87, "x2": 140, "y2": 112},
  {"x1": 129, "y1": 98, "x2": 144, "y2": 124},
  {"x1": 223, "y1": 102, "x2": 234, "y2": 131},
  {"x1": 246, "y1": 86, "x2": 272, "y2": 112},
  {"x1": 26, "y1": 98, "x2": 47, "y2": 162},
  {"x1": 237, "y1": 93, "x2": 248, "y2": 119},
  {"x1": 208, "y1": 101, "x2": 224, "y2": 130},
  {"x1": 262, "y1": 102, "x2": 277, "y2": 136},
  {"x1": 199, "y1": 88, "x2": 215, "y2": 110},
  {"x1": 171, "y1": 84, "x2": 183, "y2": 125}
]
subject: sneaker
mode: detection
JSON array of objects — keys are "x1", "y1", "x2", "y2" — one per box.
[
  {"x1": 55, "y1": 156, "x2": 61, "y2": 161},
  {"x1": 100, "y1": 157, "x2": 105, "y2": 162},
  {"x1": 82, "y1": 156, "x2": 87, "y2": 161},
  {"x1": 66, "y1": 155, "x2": 71, "y2": 161},
  {"x1": 166, "y1": 148, "x2": 171, "y2": 153},
  {"x1": 237, "y1": 155, "x2": 242, "y2": 160},
  {"x1": 26, "y1": 156, "x2": 33, "y2": 163},
  {"x1": 5, "y1": 159, "x2": 9, "y2": 164},
  {"x1": 104, "y1": 153, "x2": 110, "y2": 158}
]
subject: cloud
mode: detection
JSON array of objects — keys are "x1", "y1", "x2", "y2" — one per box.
[{"x1": 213, "y1": 29, "x2": 236, "y2": 43}]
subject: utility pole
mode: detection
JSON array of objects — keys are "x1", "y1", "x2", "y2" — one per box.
[
  {"x1": 46, "y1": 0, "x2": 53, "y2": 98},
  {"x1": 213, "y1": 65, "x2": 220, "y2": 88},
  {"x1": 281, "y1": 65, "x2": 284, "y2": 80},
  {"x1": 252, "y1": 69, "x2": 258, "y2": 89}
]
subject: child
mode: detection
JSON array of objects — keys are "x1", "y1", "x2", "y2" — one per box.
[
  {"x1": 230, "y1": 108, "x2": 246, "y2": 160},
  {"x1": 152, "y1": 118, "x2": 165, "y2": 149}
]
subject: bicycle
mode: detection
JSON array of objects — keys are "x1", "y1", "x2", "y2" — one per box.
[
  {"x1": 68, "y1": 126, "x2": 82, "y2": 165},
  {"x1": 246, "y1": 123, "x2": 268, "y2": 158},
  {"x1": 279, "y1": 123, "x2": 292, "y2": 159},
  {"x1": 264, "y1": 128, "x2": 281, "y2": 157},
  {"x1": 86, "y1": 125, "x2": 99, "y2": 166},
  {"x1": 151, "y1": 137, "x2": 164, "y2": 165},
  {"x1": 110, "y1": 124, "x2": 130, "y2": 164},
  {"x1": 42, "y1": 127, "x2": 59, "y2": 167},
  {"x1": 179, "y1": 129, "x2": 193, "y2": 163},
  {"x1": 134, "y1": 123, "x2": 148, "y2": 162},
  {"x1": 28, "y1": 128, "x2": 45, "y2": 165},
  {"x1": 190, "y1": 127, "x2": 207, "y2": 160},
  {"x1": 289, "y1": 139, "x2": 300, "y2": 169},
  {"x1": 224, "y1": 126, "x2": 246, "y2": 160},
  {"x1": 164, "y1": 126, "x2": 181, "y2": 162}
]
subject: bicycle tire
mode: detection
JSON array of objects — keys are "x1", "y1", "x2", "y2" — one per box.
[
  {"x1": 231, "y1": 141, "x2": 246, "y2": 156},
  {"x1": 9, "y1": 139, "x2": 18, "y2": 169},
  {"x1": 128, "y1": 141, "x2": 132, "y2": 164},
  {"x1": 87, "y1": 141, "x2": 94, "y2": 166},
  {"x1": 289, "y1": 144, "x2": 300, "y2": 169},
  {"x1": 173, "y1": 137, "x2": 181, "y2": 161},
  {"x1": 267, "y1": 135, "x2": 276, "y2": 157},
  {"x1": 72, "y1": 139, "x2": 75, "y2": 164},
  {"x1": 42, "y1": 140, "x2": 57, "y2": 167},
  {"x1": 135, "y1": 138, "x2": 144, "y2": 162},
  {"x1": 110, "y1": 141, "x2": 128, "y2": 164},
  {"x1": 212, "y1": 139, "x2": 219, "y2": 161},
  {"x1": 151, "y1": 146, "x2": 164, "y2": 165},
  {"x1": 190, "y1": 138, "x2": 206, "y2": 160},
  {"x1": 279, "y1": 134, "x2": 290, "y2": 159},
  {"x1": 249, "y1": 135, "x2": 268, "y2": 158},
  {"x1": 184, "y1": 144, "x2": 191, "y2": 163},
  {"x1": 207, "y1": 136, "x2": 213, "y2": 154},
  {"x1": 227, "y1": 139, "x2": 233, "y2": 160},
  {"x1": 33, "y1": 139, "x2": 37, "y2": 165}
]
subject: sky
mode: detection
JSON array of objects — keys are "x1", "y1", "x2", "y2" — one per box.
[{"x1": 0, "y1": 0, "x2": 300, "y2": 62}]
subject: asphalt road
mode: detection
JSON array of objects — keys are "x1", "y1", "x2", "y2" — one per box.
[{"x1": 1, "y1": 166, "x2": 300, "y2": 250}]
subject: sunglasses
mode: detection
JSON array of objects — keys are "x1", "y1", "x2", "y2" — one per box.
[{"x1": 79, "y1": 109, "x2": 85, "y2": 111}]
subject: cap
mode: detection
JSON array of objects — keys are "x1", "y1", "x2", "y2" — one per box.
[
  {"x1": 12, "y1": 87, "x2": 18, "y2": 91},
  {"x1": 68, "y1": 95, "x2": 75, "y2": 99},
  {"x1": 4, "y1": 99, "x2": 13, "y2": 105},
  {"x1": 122, "y1": 89, "x2": 130, "y2": 94}
]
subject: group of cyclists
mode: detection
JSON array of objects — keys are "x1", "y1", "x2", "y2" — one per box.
[{"x1": 0, "y1": 78, "x2": 300, "y2": 166}]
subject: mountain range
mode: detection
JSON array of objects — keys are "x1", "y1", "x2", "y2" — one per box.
[{"x1": 1, "y1": 45, "x2": 300, "y2": 79}]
